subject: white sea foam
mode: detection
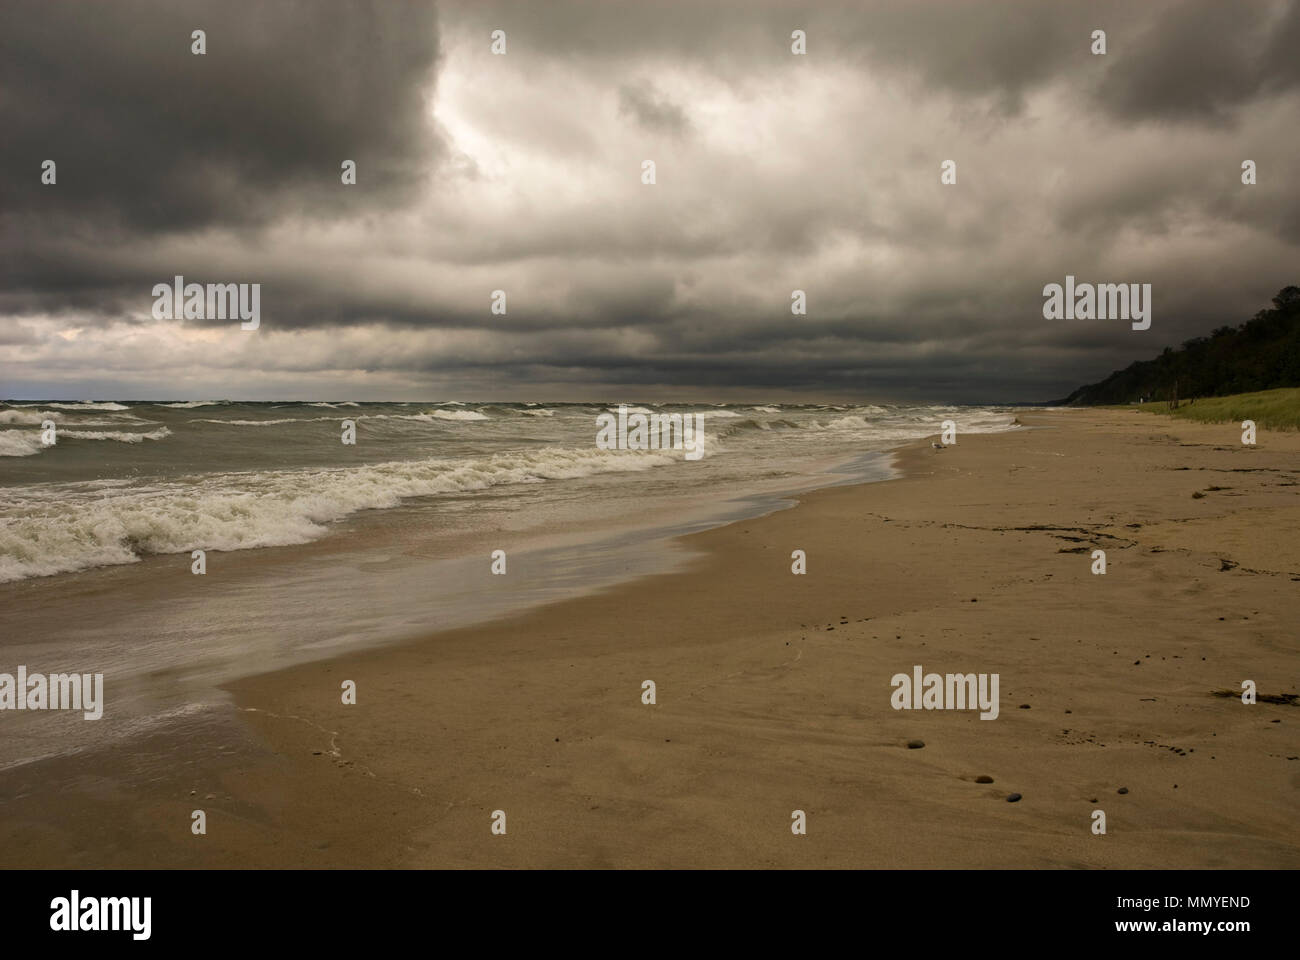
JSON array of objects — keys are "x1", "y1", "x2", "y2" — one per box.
[
  {"x1": 0, "y1": 431, "x2": 47, "y2": 457},
  {"x1": 0, "y1": 424, "x2": 169, "y2": 452},
  {"x1": 0, "y1": 445, "x2": 683, "y2": 582},
  {"x1": 423, "y1": 409, "x2": 488, "y2": 421},
  {"x1": 0, "y1": 409, "x2": 62, "y2": 425},
  {"x1": 193, "y1": 410, "x2": 490, "y2": 426},
  {"x1": 60, "y1": 427, "x2": 172, "y2": 443},
  {"x1": 42, "y1": 402, "x2": 132, "y2": 411},
  {"x1": 824, "y1": 415, "x2": 871, "y2": 429}
]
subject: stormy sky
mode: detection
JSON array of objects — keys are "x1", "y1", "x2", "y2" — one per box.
[{"x1": 2, "y1": 0, "x2": 1298, "y2": 402}]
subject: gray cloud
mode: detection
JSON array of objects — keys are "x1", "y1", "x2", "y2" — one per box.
[
  {"x1": 1094, "y1": 0, "x2": 1300, "y2": 124},
  {"x1": 0, "y1": 0, "x2": 442, "y2": 231},
  {"x1": 618, "y1": 81, "x2": 691, "y2": 137},
  {"x1": 2, "y1": 0, "x2": 1298, "y2": 402}
]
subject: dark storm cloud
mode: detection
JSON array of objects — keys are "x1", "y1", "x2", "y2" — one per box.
[
  {"x1": 0, "y1": 0, "x2": 442, "y2": 231},
  {"x1": 618, "y1": 81, "x2": 691, "y2": 137},
  {"x1": 2, "y1": 0, "x2": 1298, "y2": 402},
  {"x1": 1095, "y1": 0, "x2": 1300, "y2": 124}
]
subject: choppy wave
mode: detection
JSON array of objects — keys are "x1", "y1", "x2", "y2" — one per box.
[
  {"x1": 0, "y1": 431, "x2": 47, "y2": 457},
  {"x1": 0, "y1": 445, "x2": 689, "y2": 582},
  {"x1": 0, "y1": 409, "x2": 62, "y2": 425},
  {"x1": 824, "y1": 415, "x2": 871, "y2": 430},
  {"x1": 424, "y1": 409, "x2": 488, "y2": 421},
  {"x1": 60, "y1": 427, "x2": 172, "y2": 443},
  {"x1": 1, "y1": 407, "x2": 156, "y2": 426},
  {"x1": 1, "y1": 423, "x2": 172, "y2": 455},
  {"x1": 193, "y1": 410, "x2": 490, "y2": 426},
  {"x1": 1, "y1": 399, "x2": 1022, "y2": 583},
  {"x1": 42, "y1": 402, "x2": 131, "y2": 411}
]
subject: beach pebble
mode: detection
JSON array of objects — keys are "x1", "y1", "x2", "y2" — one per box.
[
  {"x1": 1117, "y1": 786, "x2": 1129, "y2": 795},
  {"x1": 1006, "y1": 793, "x2": 1022, "y2": 802},
  {"x1": 975, "y1": 775, "x2": 994, "y2": 783},
  {"x1": 906, "y1": 739, "x2": 925, "y2": 749}
]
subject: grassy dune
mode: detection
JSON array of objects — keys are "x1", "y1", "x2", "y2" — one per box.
[{"x1": 1117, "y1": 387, "x2": 1300, "y2": 431}]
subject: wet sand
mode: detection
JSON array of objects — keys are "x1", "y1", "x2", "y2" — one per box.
[{"x1": 2, "y1": 408, "x2": 1297, "y2": 868}]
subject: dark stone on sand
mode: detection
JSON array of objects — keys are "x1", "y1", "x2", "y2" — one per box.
[
  {"x1": 975, "y1": 775, "x2": 994, "y2": 783},
  {"x1": 1006, "y1": 793, "x2": 1022, "y2": 802},
  {"x1": 1117, "y1": 786, "x2": 1129, "y2": 794},
  {"x1": 906, "y1": 739, "x2": 925, "y2": 749}
]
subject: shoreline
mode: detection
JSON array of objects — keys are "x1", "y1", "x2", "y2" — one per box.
[
  {"x1": 2, "y1": 408, "x2": 1297, "y2": 868},
  {"x1": 0, "y1": 444, "x2": 902, "y2": 773}
]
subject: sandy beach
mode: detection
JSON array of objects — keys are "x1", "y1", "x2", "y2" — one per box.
[{"x1": 2, "y1": 407, "x2": 1296, "y2": 869}]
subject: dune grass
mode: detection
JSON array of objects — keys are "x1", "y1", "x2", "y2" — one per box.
[{"x1": 1116, "y1": 388, "x2": 1300, "y2": 431}]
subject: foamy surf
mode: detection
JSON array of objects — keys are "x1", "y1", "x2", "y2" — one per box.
[{"x1": 0, "y1": 400, "x2": 1022, "y2": 582}]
